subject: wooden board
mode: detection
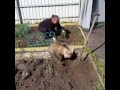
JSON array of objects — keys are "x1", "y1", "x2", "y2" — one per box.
[{"x1": 15, "y1": 45, "x2": 84, "y2": 52}]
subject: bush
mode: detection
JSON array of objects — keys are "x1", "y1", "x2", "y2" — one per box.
[
  {"x1": 15, "y1": 23, "x2": 30, "y2": 47},
  {"x1": 15, "y1": 23, "x2": 30, "y2": 40}
]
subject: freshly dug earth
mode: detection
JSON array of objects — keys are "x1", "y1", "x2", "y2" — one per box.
[
  {"x1": 15, "y1": 53, "x2": 100, "y2": 90},
  {"x1": 56, "y1": 25, "x2": 84, "y2": 45}
]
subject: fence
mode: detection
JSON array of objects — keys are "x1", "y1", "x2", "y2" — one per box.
[{"x1": 15, "y1": 0, "x2": 80, "y2": 24}]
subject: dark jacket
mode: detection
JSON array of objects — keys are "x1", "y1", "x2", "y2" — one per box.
[{"x1": 38, "y1": 18, "x2": 63, "y2": 32}]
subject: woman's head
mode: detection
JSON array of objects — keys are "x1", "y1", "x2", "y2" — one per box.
[{"x1": 51, "y1": 15, "x2": 59, "y2": 24}]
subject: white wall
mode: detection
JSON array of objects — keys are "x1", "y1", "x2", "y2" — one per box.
[
  {"x1": 15, "y1": 0, "x2": 105, "y2": 24},
  {"x1": 91, "y1": 0, "x2": 105, "y2": 23},
  {"x1": 15, "y1": 0, "x2": 79, "y2": 24},
  {"x1": 98, "y1": 0, "x2": 105, "y2": 22}
]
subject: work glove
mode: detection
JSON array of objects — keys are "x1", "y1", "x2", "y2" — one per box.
[{"x1": 61, "y1": 29, "x2": 66, "y2": 38}]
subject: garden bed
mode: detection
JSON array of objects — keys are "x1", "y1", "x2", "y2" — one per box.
[
  {"x1": 15, "y1": 25, "x2": 84, "y2": 48},
  {"x1": 15, "y1": 48, "x2": 105, "y2": 90}
]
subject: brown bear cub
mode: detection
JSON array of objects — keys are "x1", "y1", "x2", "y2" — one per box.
[{"x1": 49, "y1": 42, "x2": 74, "y2": 65}]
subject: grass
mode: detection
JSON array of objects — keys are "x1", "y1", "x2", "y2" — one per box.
[
  {"x1": 86, "y1": 47, "x2": 105, "y2": 90},
  {"x1": 93, "y1": 79, "x2": 105, "y2": 90}
]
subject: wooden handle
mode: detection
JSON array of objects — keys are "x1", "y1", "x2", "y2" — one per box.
[{"x1": 94, "y1": 13, "x2": 100, "y2": 16}]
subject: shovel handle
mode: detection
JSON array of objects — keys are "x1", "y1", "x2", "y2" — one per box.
[{"x1": 94, "y1": 12, "x2": 100, "y2": 16}]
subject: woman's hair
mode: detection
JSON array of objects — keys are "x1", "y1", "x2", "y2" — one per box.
[
  {"x1": 51, "y1": 15, "x2": 60, "y2": 23},
  {"x1": 51, "y1": 15, "x2": 59, "y2": 19}
]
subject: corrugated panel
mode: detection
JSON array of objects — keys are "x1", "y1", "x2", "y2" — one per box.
[{"x1": 15, "y1": 0, "x2": 79, "y2": 24}]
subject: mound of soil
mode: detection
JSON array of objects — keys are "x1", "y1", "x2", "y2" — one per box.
[
  {"x1": 56, "y1": 25, "x2": 84, "y2": 45},
  {"x1": 15, "y1": 55, "x2": 99, "y2": 90}
]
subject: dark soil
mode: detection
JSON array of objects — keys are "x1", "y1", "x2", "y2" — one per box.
[
  {"x1": 56, "y1": 25, "x2": 84, "y2": 45},
  {"x1": 15, "y1": 54, "x2": 99, "y2": 90}
]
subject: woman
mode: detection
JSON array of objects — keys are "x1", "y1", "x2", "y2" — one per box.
[{"x1": 38, "y1": 15, "x2": 64, "y2": 41}]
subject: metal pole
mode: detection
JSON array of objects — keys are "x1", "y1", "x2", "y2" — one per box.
[{"x1": 16, "y1": 0, "x2": 23, "y2": 24}]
